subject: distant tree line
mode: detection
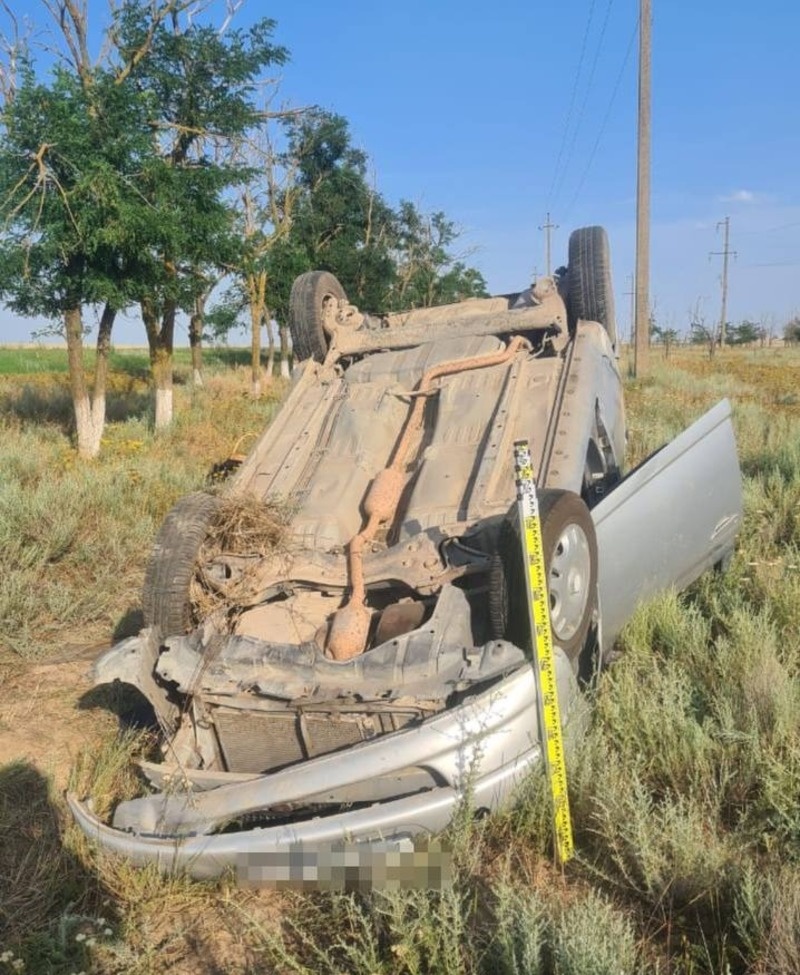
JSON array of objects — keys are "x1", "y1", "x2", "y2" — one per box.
[
  {"x1": 784, "y1": 317, "x2": 800, "y2": 344},
  {"x1": 647, "y1": 313, "x2": 798, "y2": 358},
  {"x1": 0, "y1": 0, "x2": 487, "y2": 456}
]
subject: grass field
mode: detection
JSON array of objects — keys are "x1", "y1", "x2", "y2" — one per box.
[
  {"x1": 0, "y1": 344, "x2": 798, "y2": 974},
  {"x1": 0, "y1": 345, "x2": 265, "y2": 375}
]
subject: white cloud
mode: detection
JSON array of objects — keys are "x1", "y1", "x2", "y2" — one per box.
[{"x1": 719, "y1": 189, "x2": 758, "y2": 204}]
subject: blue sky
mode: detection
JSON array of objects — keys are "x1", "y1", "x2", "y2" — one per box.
[{"x1": 2, "y1": 0, "x2": 798, "y2": 344}]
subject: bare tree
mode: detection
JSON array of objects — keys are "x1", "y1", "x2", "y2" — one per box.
[
  {"x1": 689, "y1": 297, "x2": 718, "y2": 359},
  {"x1": 231, "y1": 108, "x2": 305, "y2": 398},
  {"x1": 0, "y1": 1, "x2": 26, "y2": 102},
  {"x1": 759, "y1": 311, "x2": 777, "y2": 348}
]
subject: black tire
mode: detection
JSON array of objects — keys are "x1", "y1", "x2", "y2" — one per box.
[
  {"x1": 142, "y1": 492, "x2": 220, "y2": 636},
  {"x1": 489, "y1": 490, "x2": 598, "y2": 664},
  {"x1": 288, "y1": 271, "x2": 347, "y2": 363},
  {"x1": 567, "y1": 226, "x2": 617, "y2": 348}
]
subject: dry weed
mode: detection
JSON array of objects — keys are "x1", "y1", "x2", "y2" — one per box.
[
  {"x1": 190, "y1": 494, "x2": 291, "y2": 624},
  {"x1": 202, "y1": 493, "x2": 289, "y2": 558}
]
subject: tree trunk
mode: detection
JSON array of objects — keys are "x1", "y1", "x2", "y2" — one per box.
[
  {"x1": 65, "y1": 305, "x2": 112, "y2": 459},
  {"x1": 92, "y1": 302, "x2": 115, "y2": 428},
  {"x1": 279, "y1": 323, "x2": 291, "y2": 378},
  {"x1": 265, "y1": 315, "x2": 275, "y2": 382},
  {"x1": 250, "y1": 299, "x2": 262, "y2": 400},
  {"x1": 189, "y1": 296, "x2": 204, "y2": 388},
  {"x1": 246, "y1": 270, "x2": 268, "y2": 399},
  {"x1": 143, "y1": 297, "x2": 176, "y2": 429}
]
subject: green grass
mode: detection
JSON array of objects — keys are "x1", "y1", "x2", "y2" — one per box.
[
  {"x1": 0, "y1": 345, "x2": 281, "y2": 377},
  {"x1": 1, "y1": 346, "x2": 799, "y2": 973},
  {"x1": 0, "y1": 363, "x2": 285, "y2": 658}
]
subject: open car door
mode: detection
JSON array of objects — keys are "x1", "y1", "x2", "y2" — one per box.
[{"x1": 593, "y1": 399, "x2": 742, "y2": 657}]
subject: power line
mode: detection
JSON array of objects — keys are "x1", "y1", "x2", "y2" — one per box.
[
  {"x1": 551, "y1": 0, "x2": 616, "y2": 207},
  {"x1": 734, "y1": 220, "x2": 800, "y2": 236},
  {"x1": 563, "y1": 19, "x2": 638, "y2": 221},
  {"x1": 547, "y1": 0, "x2": 598, "y2": 206}
]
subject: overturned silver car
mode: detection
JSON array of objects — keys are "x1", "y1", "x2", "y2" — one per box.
[{"x1": 69, "y1": 227, "x2": 743, "y2": 878}]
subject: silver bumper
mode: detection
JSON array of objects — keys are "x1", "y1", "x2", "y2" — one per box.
[{"x1": 70, "y1": 655, "x2": 583, "y2": 879}]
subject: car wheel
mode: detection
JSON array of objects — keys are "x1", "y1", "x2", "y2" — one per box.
[
  {"x1": 142, "y1": 492, "x2": 220, "y2": 636},
  {"x1": 288, "y1": 270, "x2": 347, "y2": 363},
  {"x1": 567, "y1": 226, "x2": 617, "y2": 349},
  {"x1": 489, "y1": 490, "x2": 598, "y2": 665}
]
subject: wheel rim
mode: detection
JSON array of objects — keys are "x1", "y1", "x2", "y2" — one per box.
[
  {"x1": 321, "y1": 292, "x2": 340, "y2": 335},
  {"x1": 548, "y1": 523, "x2": 592, "y2": 641}
]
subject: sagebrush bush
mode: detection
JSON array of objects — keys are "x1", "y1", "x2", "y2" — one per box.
[
  {"x1": 0, "y1": 372, "x2": 284, "y2": 657},
  {"x1": 734, "y1": 864, "x2": 800, "y2": 975},
  {"x1": 485, "y1": 881, "x2": 547, "y2": 975},
  {"x1": 592, "y1": 596, "x2": 718, "y2": 799},
  {"x1": 551, "y1": 889, "x2": 637, "y2": 975}
]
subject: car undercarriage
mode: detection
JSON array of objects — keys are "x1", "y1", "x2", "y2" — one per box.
[{"x1": 69, "y1": 227, "x2": 743, "y2": 879}]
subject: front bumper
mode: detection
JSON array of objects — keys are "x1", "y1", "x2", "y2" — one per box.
[{"x1": 69, "y1": 653, "x2": 583, "y2": 879}]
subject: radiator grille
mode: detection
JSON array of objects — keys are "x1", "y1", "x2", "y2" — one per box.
[{"x1": 212, "y1": 709, "x2": 415, "y2": 774}]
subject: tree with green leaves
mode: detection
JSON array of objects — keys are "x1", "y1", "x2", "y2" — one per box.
[
  {"x1": 725, "y1": 320, "x2": 762, "y2": 346},
  {"x1": 0, "y1": 0, "x2": 196, "y2": 456},
  {"x1": 273, "y1": 112, "x2": 396, "y2": 314},
  {"x1": 388, "y1": 200, "x2": 487, "y2": 310},
  {"x1": 784, "y1": 316, "x2": 800, "y2": 344},
  {"x1": 651, "y1": 323, "x2": 680, "y2": 357},
  {"x1": 0, "y1": 0, "x2": 289, "y2": 447},
  {"x1": 266, "y1": 111, "x2": 487, "y2": 324},
  {"x1": 109, "y1": 2, "x2": 288, "y2": 426},
  {"x1": 0, "y1": 55, "x2": 161, "y2": 456}
]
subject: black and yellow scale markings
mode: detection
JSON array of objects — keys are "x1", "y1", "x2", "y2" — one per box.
[{"x1": 513, "y1": 439, "x2": 574, "y2": 865}]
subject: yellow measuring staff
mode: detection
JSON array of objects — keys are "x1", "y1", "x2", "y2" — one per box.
[{"x1": 513, "y1": 440, "x2": 574, "y2": 866}]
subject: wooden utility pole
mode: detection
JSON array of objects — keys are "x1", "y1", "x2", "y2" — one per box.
[
  {"x1": 710, "y1": 216, "x2": 736, "y2": 347},
  {"x1": 634, "y1": 0, "x2": 651, "y2": 376},
  {"x1": 539, "y1": 212, "x2": 558, "y2": 276},
  {"x1": 624, "y1": 273, "x2": 635, "y2": 346}
]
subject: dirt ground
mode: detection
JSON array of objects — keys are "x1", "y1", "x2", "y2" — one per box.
[
  {"x1": 0, "y1": 644, "x2": 288, "y2": 975},
  {"x1": 0, "y1": 645, "x2": 117, "y2": 788}
]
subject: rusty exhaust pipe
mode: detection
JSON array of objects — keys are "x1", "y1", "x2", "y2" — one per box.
[{"x1": 326, "y1": 336, "x2": 526, "y2": 661}]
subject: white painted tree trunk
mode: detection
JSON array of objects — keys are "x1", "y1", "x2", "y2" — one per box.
[
  {"x1": 265, "y1": 346, "x2": 275, "y2": 384},
  {"x1": 74, "y1": 393, "x2": 106, "y2": 459},
  {"x1": 279, "y1": 325, "x2": 291, "y2": 377},
  {"x1": 251, "y1": 376, "x2": 261, "y2": 399},
  {"x1": 154, "y1": 386, "x2": 173, "y2": 429},
  {"x1": 66, "y1": 304, "x2": 112, "y2": 460}
]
